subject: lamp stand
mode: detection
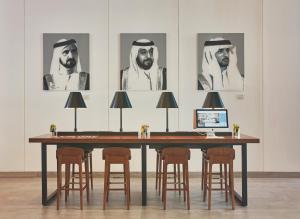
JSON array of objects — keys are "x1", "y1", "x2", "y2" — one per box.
[
  {"x1": 166, "y1": 108, "x2": 169, "y2": 132},
  {"x1": 120, "y1": 108, "x2": 123, "y2": 132},
  {"x1": 74, "y1": 108, "x2": 77, "y2": 132}
]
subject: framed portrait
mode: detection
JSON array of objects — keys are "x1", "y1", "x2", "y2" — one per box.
[
  {"x1": 43, "y1": 33, "x2": 90, "y2": 91},
  {"x1": 197, "y1": 33, "x2": 244, "y2": 91},
  {"x1": 120, "y1": 33, "x2": 167, "y2": 91}
]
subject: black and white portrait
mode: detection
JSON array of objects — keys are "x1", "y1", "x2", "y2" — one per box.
[
  {"x1": 198, "y1": 33, "x2": 244, "y2": 91},
  {"x1": 120, "y1": 33, "x2": 167, "y2": 91},
  {"x1": 43, "y1": 33, "x2": 90, "y2": 91}
]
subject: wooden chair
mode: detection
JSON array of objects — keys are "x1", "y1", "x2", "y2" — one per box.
[
  {"x1": 203, "y1": 147, "x2": 235, "y2": 210},
  {"x1": 161, "y1": 147, "x2": 190, "y2": 210},
  {"x1": 56, "y1": 147, "x2": 89, "y2": 210},
  {"x1": 102, "y1": 147, "x2": 131, "y2": 210}
]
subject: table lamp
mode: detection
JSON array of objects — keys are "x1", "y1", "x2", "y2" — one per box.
[
  {"x1": 202, "y1": 91, "x2": 224, "y2": 137},
  {"x1": 64, "y1": 92, "x2": 87, "y2": 132},
  {"x1": 202, "y1": 91, "x2": 224, "y2": 109},
  {"x1": 156, "y1": 92, "x2": 178, "y2": 132},
  {"x1": 110, "y1": 91, "x2": 132, "y2": 132}
]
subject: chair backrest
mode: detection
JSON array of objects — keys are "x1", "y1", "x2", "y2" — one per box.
[
  {"x1": 161, "y1": 147, "x2": 190, "y2": 163},
  {"x1": 102, "y1": 147, "x2": 131, "y2": 160},
  {"x1": 56, "y1": 147, "x2": 85, "y2": 164},
  {"x1": 206, "y1": 147, "x2": 235, "y2": 163}
]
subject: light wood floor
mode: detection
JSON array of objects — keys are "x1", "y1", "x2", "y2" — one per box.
[{"x1": 0, "y1": 177, "x2": 299, "y2": 219}]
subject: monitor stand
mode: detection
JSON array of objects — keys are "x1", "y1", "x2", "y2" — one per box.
[
  {"x1": 206, "y1": 129, "x2": 216, "y2": 137},
  {"x1": 206, "y1": 129, "x2": 224, "y2": 138}
]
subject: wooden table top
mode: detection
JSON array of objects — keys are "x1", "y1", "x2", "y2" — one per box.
[{"x1": 29, "y1": 133, "x2": 260, "y2": 144}]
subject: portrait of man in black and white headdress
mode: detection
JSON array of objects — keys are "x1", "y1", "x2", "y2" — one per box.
[
  {"x1": 198, "y1": 33, "x2": 244, "y2": 91},
  {"x1": 120, "y1": 33, "x2": 167, "y2": 91},
  {"x1": 43, "y1": 33, "x2": 90, "y2": 91}
]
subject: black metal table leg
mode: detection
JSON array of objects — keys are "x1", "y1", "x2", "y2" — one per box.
[
  {"x1": 141, "y1": 144, "x2": 147, "y2": 206},
  {"x1": 241, "y1": 143, "x2": 248, "y2": 206},
  {"x1": 41, "y1": 143, "x2": 56, "y2": 206},
  {"x1": 234, "y1": 143, "x2": 248, "y2": 206}
]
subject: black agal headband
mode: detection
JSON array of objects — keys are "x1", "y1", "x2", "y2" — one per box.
[
  {"x1": 132, "y1": 40, "x2": 154, "y2": 46},
  {"x1": 53, "y1": 39, "x2": 76, "y2": 48},
  {"x1": 204, "y1": 40, "x2": 232, "y2": 46}
]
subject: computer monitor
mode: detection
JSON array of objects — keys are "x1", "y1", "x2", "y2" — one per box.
[{"x1": 194, "y1": 109, "x2": 228, "y2": 132}]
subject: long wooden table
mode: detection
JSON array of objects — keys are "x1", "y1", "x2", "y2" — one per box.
[{"x1": 29, "y1": 131, "x2": 259, "y2": 207}]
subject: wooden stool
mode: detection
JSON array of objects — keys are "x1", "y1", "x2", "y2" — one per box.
[
  {"x1": 161, "y1": 147, "x2": 190, "y2": 210},
  {"x1": 203, "y1": 147, "x2": 235, "y2": 210},
  {"x1": 71, "y1": 149, "x2": 94, "y2": 190},
  {"x1": 56, "y1": 147, "x2": 89, "y2": 210},
  {"x1": 155, "y1": 148, "x2": 181, "y2": 196},
  {"x1": 201, "y1": 149, "x2": 224, "y2": 191},
  {"x1": 102, "y1": 147, "x2": 131, "y2": 210}
]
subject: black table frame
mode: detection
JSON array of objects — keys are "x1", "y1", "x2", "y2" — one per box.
[{"x1": 40, "y1": 142, "x2": 248, "y2": 207}]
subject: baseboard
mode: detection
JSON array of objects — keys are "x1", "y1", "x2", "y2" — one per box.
[{"x1": 0, "y1": 171, "x2": 299, "y2": 178}]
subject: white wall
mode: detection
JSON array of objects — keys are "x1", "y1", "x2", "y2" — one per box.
[
  {"x1": 24, "y1": 0, "x2": 108, "y2": 171},
  {"x1": 0, "y1": 0, "x2": 299, "y2": 173},
  {"x1": 263, "y1": 0, "x2": 300, "y2": 171},
  {"x1": 0, "y1": 0, "x2": 25, "y2": 171}
]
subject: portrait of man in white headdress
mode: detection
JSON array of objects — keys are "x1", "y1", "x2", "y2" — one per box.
[
  {"x1": 198, "y1": 33, "x2": 244, "y2": 91},
  {"x1": 120, "y1": 33, "x2": 167, "y2": 91},
  {"x1": 43, "y1": 33, "x2": 90, "y2": 91}
]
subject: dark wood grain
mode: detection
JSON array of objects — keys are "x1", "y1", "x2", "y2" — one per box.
[{"x1": 29, "y1": 133, "x2": 259, "y2": 145}]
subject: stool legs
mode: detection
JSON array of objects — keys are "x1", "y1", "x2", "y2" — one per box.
[
  {"x1": 103, "y1": 160, "x2": 130, "y2": 210},
  {"x1": 157, "y1": 153, "x2": 181, "y2": 196},
  {"x1": 178, "y1": 164, "x2": 181, "y2": 195},
  {"x1": 125, "y1": 161, "x2": 130, "y2": 210},
  {"x1": 162, "y1": 162, "x2": 190, "y2": 210},
  {"x1": 155, "y1": 152, "x2": 159, "y2": 190},
  {"x1": 71, "y1": 151, "x2": 93, "y2": 190},
  {"x1": 203, "y1": 161, "x2": 235, "y2": 210},
  {"x1": 202, "y1": 156, "x2": 225, "y2": 191},
  {"x1": 162, "y1": 161, "x2": 167, "y2": 210},
  {"x1": 208, "y1": 163, "x2": 212, "y2": 210},
  {"x1": 57, "y1": 160, "x2": 89, "y2": 210},
  {"x1": 229, "y1": 160, "x2": 235, "y2": 210},
  {"x1": 79, "y1": 163, "x2": 83, "y2": 210},
  {"x1": 65, "y1": 164, "x2": 70, "y2": 202},
  {"x1": 184, "y1": 162, "x2": 190, "y2": 210},
  {"x1": 224, "y1": 164, "x2": 228, "y2": 202},
  {"x1": 84, "y1": 157, "x2": 90, "y2": 204}
]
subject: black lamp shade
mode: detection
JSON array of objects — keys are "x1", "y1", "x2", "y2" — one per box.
[
  {"x1": 110, "y1": 91, "x2": 132, "y2": 108},
  {"x1": 64, "y1": 92, "x2": 87, "y2": 108},
  {"x1": 202, "y1": 92, "x2": 224, "y2": 108},
  {"x1": 156, "y1": 92, "x2": 178, "y2": 108}
]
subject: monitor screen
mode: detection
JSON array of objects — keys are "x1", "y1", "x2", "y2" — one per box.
[{"x1": 195, "y1": 109, "x2": 228, "y2": 128}]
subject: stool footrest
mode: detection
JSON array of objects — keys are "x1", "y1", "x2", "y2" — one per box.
[
  {"x1": 109, "y1": 182, "x2": 126, "y2": 184},
  {"x1": 109, "y1": 188, "x2": 127, "y2": 191},
  {"x1": 110, "y1": 172, "x2": 125, "y2": 174}
]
